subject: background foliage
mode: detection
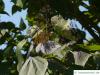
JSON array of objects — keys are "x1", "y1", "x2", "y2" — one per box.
[{"x1": 0, "y1": 0, "x2": 100, "y2": 75}]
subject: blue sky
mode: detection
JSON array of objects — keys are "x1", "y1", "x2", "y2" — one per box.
[
  {"x1": 0, "y1": 0, "x2": 28, "y2": 27},
  {"x1": 0, "y1": 0, "x2": 93, "y2": 49}
]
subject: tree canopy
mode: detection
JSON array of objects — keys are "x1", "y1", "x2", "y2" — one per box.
[{"x1": 0, "y1": 0, "x2": 100, "y2": 75}]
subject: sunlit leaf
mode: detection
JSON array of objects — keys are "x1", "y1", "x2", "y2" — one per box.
[
  {"x1": 16, "y1": 0, "x2": 23, "y2": 8},
  {"x1": 16, "y1": 39, "x2": 27, "y2": 72},
  {"x1": 19, "y1": 56, "x2": 48, "y2": 75},
  {"x1": 1, "y1": 29, "x2": 8, "y2": 36},
  {"x1": 27, "y1": 25, "x2": 39, "y2": 37},
  {"x1": 77, "y1": 44, "x2": 100, "y2": 51},
  {"x1": 72, "y1": 51, "x2": 91, "y2": 66},
  {"x1": 87, "y1": 45, "x2": 100, "y2": 51}
]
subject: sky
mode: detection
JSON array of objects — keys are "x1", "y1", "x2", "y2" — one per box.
[
  {"x1": 0, "y1": 0, "x2": 93, "y2": 49},
  {"x1": 0, "y1": 0, "x2": 28, "y2": 27}
]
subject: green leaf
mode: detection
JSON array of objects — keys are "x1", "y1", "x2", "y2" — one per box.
[
  {"x1": 93, "y1": 51, "x2": 100, "y2": 65},
  {"x1": 19, "y1": 18, "x2": 26, "y2": 30},
  {"x1": 1, "y1": 29, "x2": 8, "y2": 36},
  {"x1": 16, "y1": 0, "x2": 23, "y2": 8},
  {"x1": 16, "y1": 35, "x2": 26, "y2": 41},
  {"x1": 87, "y1": 45, "x2": 100, "y2": 51},
  {"x1": 0, "y1": 1, "x2": 4, "y2": 12},
  {"x1": 0, "y1": 22, "x2": 15, "y2": 30},
  {"x1": 0, "y1": 62, "x2": 10, "y2": 75},
  {"x1": 3, "y1": 45, "x2": 13, "y2": 59},
  {"x1": 77, "y1": 44, "x2": 100, "y2": 51},
  {"x1": 72, "y1": 51, "x2": 91, "y2": 66},
  {"x1": 16, "y1": 39, "x2": 27, "y2": 72},
  {"x1": 12, "y1": 5, "x2": 21, "y2": 14},
  {"x1": 12, "y1": 0, "x2": 27, "y2": 9},
  {"x1": 0, "y1": 33, "x2": 10, "y2": 45},
  {"x1": 19, "y1": 56, "x2": 48, "y2": 75},
  {"x1": 11, "y1": 0, "x2": 17, "y2": 4}
]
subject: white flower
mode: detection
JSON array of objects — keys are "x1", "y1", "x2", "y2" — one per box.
[
  {"x1": 36, "y1": 41, "x2": 61, "y2": 54},
  {"x1": 51, "y1": 15, "x2": 71, "y2": 30}
]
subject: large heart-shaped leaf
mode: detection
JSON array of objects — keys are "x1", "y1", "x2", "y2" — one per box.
[
  {"x1": 19, "y1": 56, "x2": 48, "y2": 75},
  {"x1": 72, "y1": 51, "x2": 91, "y2": 66}
]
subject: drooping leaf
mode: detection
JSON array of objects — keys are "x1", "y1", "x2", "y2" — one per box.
[
  {"x1": 19, "y1": 56, "x2": 48, "y2": 75},
  {"x1": 72, "y1": 51, "x2": 91, "y2": 66},
  {"x1": 16, "y1": 39, "x2": 27, "y2": 72}
]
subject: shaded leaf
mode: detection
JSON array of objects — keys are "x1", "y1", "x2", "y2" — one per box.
[
  {"x1": 19, "y1": 56, "x2": 48, "y2": 75},
  {"x1": 0, "y1": 22, "x2": 15, "y2": 30},
  {"x1": 12, "y1": 5, "x2": 21, "y2": 14},
  {"x1": 0, "y1": 11, "x2": 9, "y2": 15},
  {"x1": 3, "y1": 45, "x2": 13, "y2": 59},
  {"x1": 0, "y1": 33, "x2": 10, "y2": 45},
  {"x1": 0, "y1": 62, "x2": 10, "y2": 75},
  {"x1": 19, "y1": 18, "x2": 26, "y2": 30},
  {"x1": 11, "y1": 0, "x2": 17, "y2": 3},
  {"x1": 93, "y1": 51, "x2": 100, "y2": 65},
  {"x1": 0, "y1": 1, "x2": 4, "y2": 12},
  {"x1": 16, "y1": 35, "x2": 26, "y2": 41}
]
